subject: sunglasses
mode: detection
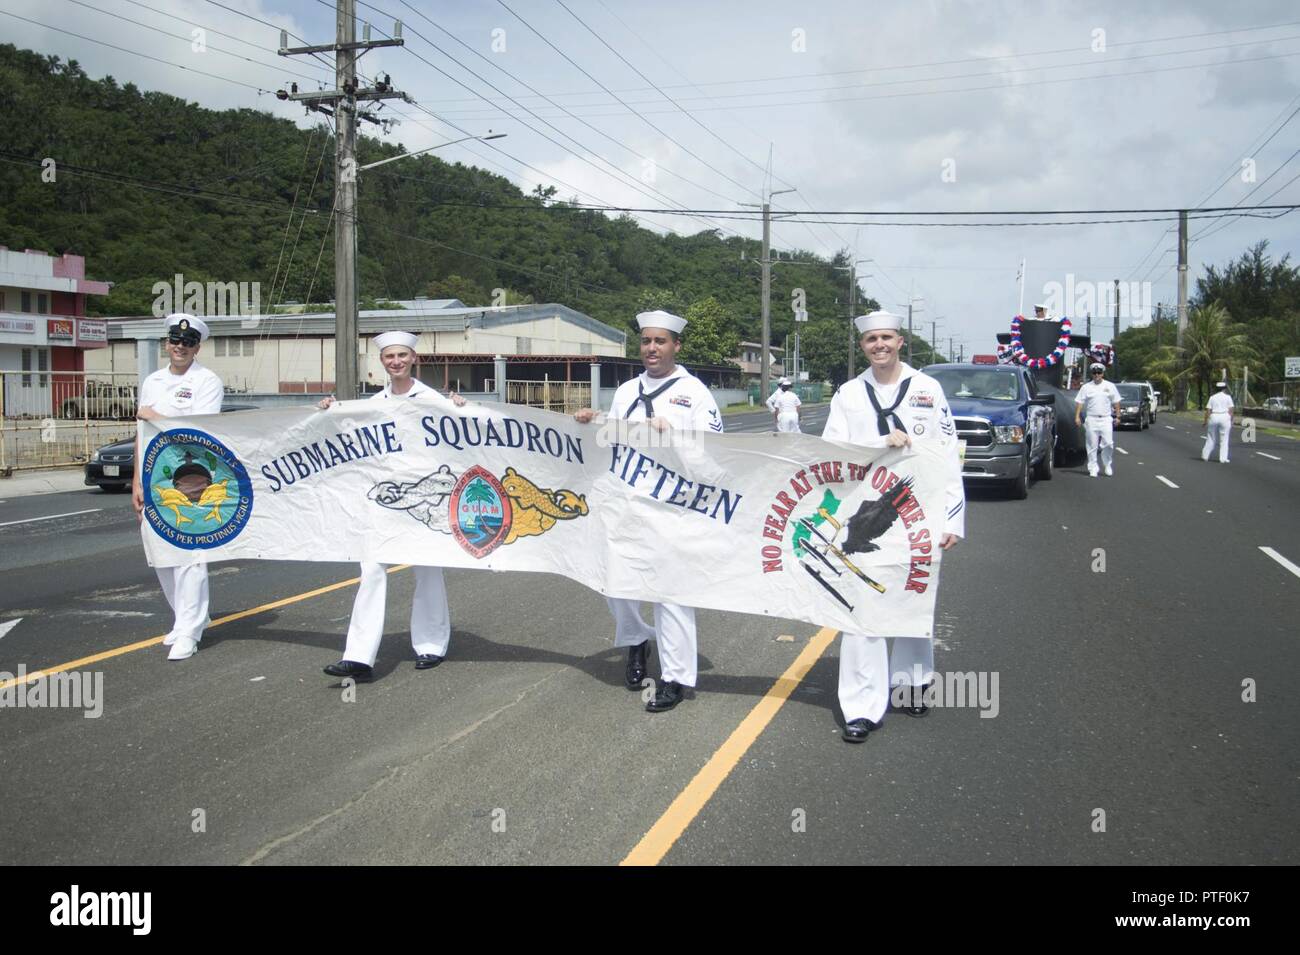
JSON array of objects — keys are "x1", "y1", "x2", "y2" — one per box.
[{"x1": 167, "y1": 332, "x2": 201, "y2": 347}]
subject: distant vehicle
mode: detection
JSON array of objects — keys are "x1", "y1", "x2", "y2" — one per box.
[
  {"x1": 1116, "y1": 382, "x2": 1152, "y2": 430},
  {"x1": 83, "y1": 403, "x2": 258, "y2": 492},
  {"x1": 1120, "y1": 380, "x2": 1159, "y2": 421},
  {"x1": 1264, "y1": 397, "x2": 1288, "y2": 411},
  {"x1": 60, "y1": 381, "x2": 137, "y2": 420},
  {"x1": 923, "y1": 363, "x2": 1056, "y2": 500}
]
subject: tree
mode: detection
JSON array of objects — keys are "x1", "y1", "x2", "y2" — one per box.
[
  {"x1": 1147, "y1": 303, "x2": 1258, "y2": 408},
  {"x1": 800, "y1": 319, "x2": 856, "y2": 387},
  {"x1": 426, "y1": 274, "x2": 487, "y2": 304},
  {"x1": 679, "y1": 296, "x2": 740, "y2": 367}
]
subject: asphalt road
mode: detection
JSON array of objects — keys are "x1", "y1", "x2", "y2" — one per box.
[{"x1": 0, "y1": 413, "x2": 1295, "y2": 865}]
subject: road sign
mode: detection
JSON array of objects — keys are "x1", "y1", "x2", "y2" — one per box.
[{"x1": 1286, "y1": 356, "x2": 1300, "y2": 378}]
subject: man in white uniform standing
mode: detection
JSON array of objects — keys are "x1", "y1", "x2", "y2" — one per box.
[
  {"x1": 318, "y1": 331, "x2": 467, "y2": 682},
  {"x1": 573, "y1": 310, "x2": 723, "y2": 712},
  {"x1": 133, "y1": 313, "x2": 224, "y2": 661},
  {"x1": 766, "y1": 376, "x2": 802, "y2": 432},
  {"x1": 1074, "y1": 363, "x2": 1121, "y2": 477},
  {"x1": 1203, "y1": 381, "x2": 1235, "y2": 463},
  {"x1": 822, "y1": 310, "x2": 965, "y2": 742}
]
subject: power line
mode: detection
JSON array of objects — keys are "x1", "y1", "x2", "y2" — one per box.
[
  {"x1": 494, "y1": 0, "x2": 762, "y2": 201},
  {"x1": 0, "y1": 8, "x2": 272, "y2": 94},
  {"x1": 426, "y1": 17, "x2": 1300, "y2": 107}
]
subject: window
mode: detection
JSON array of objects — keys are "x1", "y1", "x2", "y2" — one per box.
[
  {"x1": 20, "y1": 348, "x2": 31, "y2": 387},
  {"x1": 515, "y1": 337, "x2": 531, "y2": 355},
  {"x1": 242, "y1": 338, "x2": 254, "y2": 356},
  {"x1": 212, "y1": 339, "x2": 226, "y2": 357},
  {"x1": 37, "y1": 293, "x2": 48, "y2": 314},
  {"x1": 36, "y1": 348, "x2": 47, "y2": 387},
  {"x1": 580, "y1": 342, "x2": 592, "y2": 355},
  {"x1": 21, "y1": 291, "x2": 31, "y2": 312}
]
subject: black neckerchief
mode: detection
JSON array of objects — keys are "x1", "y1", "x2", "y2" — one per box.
[
  {"x1": 627, "y1": 375, "x2": 681, "y2": 419},
  {"x1": 864, "y1": 373, "x2": 912, "y2": 436}
]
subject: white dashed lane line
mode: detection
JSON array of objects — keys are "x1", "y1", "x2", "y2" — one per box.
[
  {"x1": 1259, "y1": 547, "x2": 1300, "y2": 580},
  {"x1": 1115, "y1": 447, "x2": 1129, "y2": 455},
  {"x1": 1256, "y1": 452, "x2": 1282, "y2": 461},
  {"x1": 1156, "y1": 475, "x2": 1180, "y2": 488},
  {"x1": 0, "y1": 508, "x2": 102, "y2": 528},
  {"x1": 1164, "y1": 425, "x2": 1176, "y2": 430}
]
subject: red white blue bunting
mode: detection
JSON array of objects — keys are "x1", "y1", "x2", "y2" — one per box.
[{"x1": 1008, "y1": 315, "x2": 1072, "y2": 370}]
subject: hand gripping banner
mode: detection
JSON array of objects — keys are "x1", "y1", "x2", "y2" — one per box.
[{"x1": 138, "y1": 396, "x2": 953, "y2": 636}]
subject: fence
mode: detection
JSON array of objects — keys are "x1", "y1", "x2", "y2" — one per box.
[
  {"x1": 1, "y1": 371, "x2": 139, "y2": 473},
  {"x1": 505, "y1": 380, "x2": 591, "y2": 413}
]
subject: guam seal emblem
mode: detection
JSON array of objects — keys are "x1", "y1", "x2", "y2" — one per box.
[
  {"x1": 141, "y1": 428, "x2": 253, "y2": 550},
  {"x1": 449, "y1": 465, "x2": 513, "y2": 558}
]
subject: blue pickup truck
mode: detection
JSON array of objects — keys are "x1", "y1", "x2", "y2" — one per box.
[{"x1": 922, "y1": 363, "x2": 1056, "y2": 499}]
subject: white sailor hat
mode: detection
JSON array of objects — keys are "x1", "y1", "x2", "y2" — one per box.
[
  {"x1": 854, "y1": 309, "x2": 904, "y2": 335},
  {"x1": 636, "y1": 310, "x2": 687, "y2": 335},
  {"x1": 374, "y1": 330, "x2": 418, "y2": 351},
  {"x1": 778, "y1": 376, "x2": 792, "y2": 386},
  {"x1": 1033, "y1": 303, "x2": 1049, "y2": 312},
  {"x1": 1089, "y1": 362, "x2": 1105, "y2": 372},
  {"x1": 1215, "y1": 380, "x2": 1228, "y2": 388},
  {"x1": 165, "y1": 313, "x2": 209, "y2": 342}
]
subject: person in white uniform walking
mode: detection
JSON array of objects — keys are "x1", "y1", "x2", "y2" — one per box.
[
  {"x1": 1202, "y1": 381, "x2": 1235, "y2": 463},
  {"x1": 766, "y1": 376, "x2": 802, "y2": 432},
  {"x1": 822, "y1": 310, "x2": 965, "y2": 743},
  {"x1": 573, "y1": 310, "x2": 723, "y2": 712},
  {"x1": 133, "y1": 314, "x2": 224, "y2": 661},
  {"x1": 318, "y1": 331, "x2": 467, "y2": 682},
  {"x1": 1074, "y1": 363, "x2": 1121, "y2": 477}
]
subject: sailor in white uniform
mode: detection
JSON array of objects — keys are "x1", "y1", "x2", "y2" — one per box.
[
  {"x1": 822, "y1": 310, "x2": 965, "y2": 742},
  {"x1": 766, "y1": 376, "x2": 802, "y2": 432},
  {"x1": 133, "y1": 314, "x2": 225, "y2": 661},
  {"x1": 318, "y1": 331, "x2": 467, "y2": 682},
  {"x1": 1074, "y1": 363, "x2": 1121, "y2": 477},
  {"x1": 573, "y1": 309, "x2": 723, "y2": 712},
  {"x1": 1202, "y1": 381, "x2": 1235, "y2": 463}
]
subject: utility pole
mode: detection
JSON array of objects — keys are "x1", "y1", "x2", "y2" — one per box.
[
  {"x1": 847, "y1": 262, "x2": 857, "y2": 381},
  {"x1": 1155, "y1": 302, "x2": 1162, "y2": 350},
  {"x1": 1085, "y1": 311, "x2": 1091, "y2": 340},
  {"x1": 1177, "y1": 210, "x2": 1189, "y2": 349},
  {"x1": 740, "y1": 187, "x2": 795, "y2": 400},
  {"x1": 907, "y1": 289, "x2": 914, "y2": 365},
  {"x1": 279, "y1": 3, "x2": 407, "y2": 400},
  {"x1": 1113, "y1": 278, "x2": 1120, "y2": 359}
]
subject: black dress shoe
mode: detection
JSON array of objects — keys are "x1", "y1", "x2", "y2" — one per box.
[
  {"x1": 323, "y1": 659, "x2": 373, "y2": 681},
  {"x1": 842, "y1": 717, "x2": 881, "y2": 743},
  {"x1": 896, "y1": 681, "x2": 934, "y2": 717},
  {"x1": 646, "y1": 679, "x2": 686, "y2": 712},
  {"x1": 414, "y1": 653, "x2": 444, "y2": 670},
  {"x1": 625, "y1": 640, "x2": 650, "y2": 689}
]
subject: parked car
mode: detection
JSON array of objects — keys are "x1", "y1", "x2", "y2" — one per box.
[
  {"x1": 60, "y1": 381, "x2": 138, "y2": 420},
  {"x1": 1120, "y1": 380, "x2": 1159, "y2": 422},
  {"x1": 1116, "y1": 382, "x2": 1152, "y2": 430},
  {"x1": 83, "y1": 404, "x2": 259, "y2": 492},
  {"x1": 923, "y1": 363, "x2": 1056, "y2": 499},
  {"x1": 1264, "y1": 397, "x2": 1288, "y2": 411}
]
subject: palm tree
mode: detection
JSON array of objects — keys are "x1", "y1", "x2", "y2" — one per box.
[{"x1": 1145, "y1": 303, "x2": 1258, "y2": 408}]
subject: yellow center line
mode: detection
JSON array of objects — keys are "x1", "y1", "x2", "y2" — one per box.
[
  {"x1": 0, "y1": 564, "x2": 412, "y2": 691},
  {"x1": 621, "y1": 625, "x2": 839, "y2": 867}
]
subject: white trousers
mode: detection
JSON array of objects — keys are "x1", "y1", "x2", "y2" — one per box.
[
  {"x1": 607, "y1": 597, "x2": 697, "y2": 687},
  {"x1": 343, "y1": 563, "x2": 450, "y2": 666},
  {"x1": 1085, "y1": 416, "x2": 1114, "y2": 474},
  {"x1": 1203, "y1": 413, "x2": 1231, "y2": 462},
  {"x1": 154, "y1": 563, "x2": 210, "y2": 644},
  {"x1": 776, "y1": 413, "x2": 801, "y2": 433},
  {"x1": 838, "y1": 633, "x2": 934, "y2": 724}
]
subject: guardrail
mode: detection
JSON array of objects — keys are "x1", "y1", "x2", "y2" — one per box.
[{"x1": 0, "y1": 371, "x2": 139, "y2": 473}]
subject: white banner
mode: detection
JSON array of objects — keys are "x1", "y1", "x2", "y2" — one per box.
[{"x1": 138, "y1": 398, "x2": 953, "y2": 636}]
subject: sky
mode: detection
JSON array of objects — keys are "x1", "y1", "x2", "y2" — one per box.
[{"x1": 3, "y1": 0, "x2": 1299, "y2": 355}]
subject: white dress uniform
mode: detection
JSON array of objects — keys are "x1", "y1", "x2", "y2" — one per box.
[
  {"x1": 1203, "y1": 390, "x2": 1235, "y2": 463},
  {"x1": 1075, "y1": 378, "x2": 1121, "y2": 476},
  {"x1": 823, "y1": 361, "x2": 965, "y2": 725},
  {"x1": 138, "y1": 358, "x2": 224, "y2": 649},
  {"x1": 767, "y1": 388, "x2": 803, "y2": 432},
  {"x1": 341, "y1": 376, "x2": 453, "y2": 666},
  {"x1": 605, "y1": 367, "x2": 723, "y2": 688}
]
